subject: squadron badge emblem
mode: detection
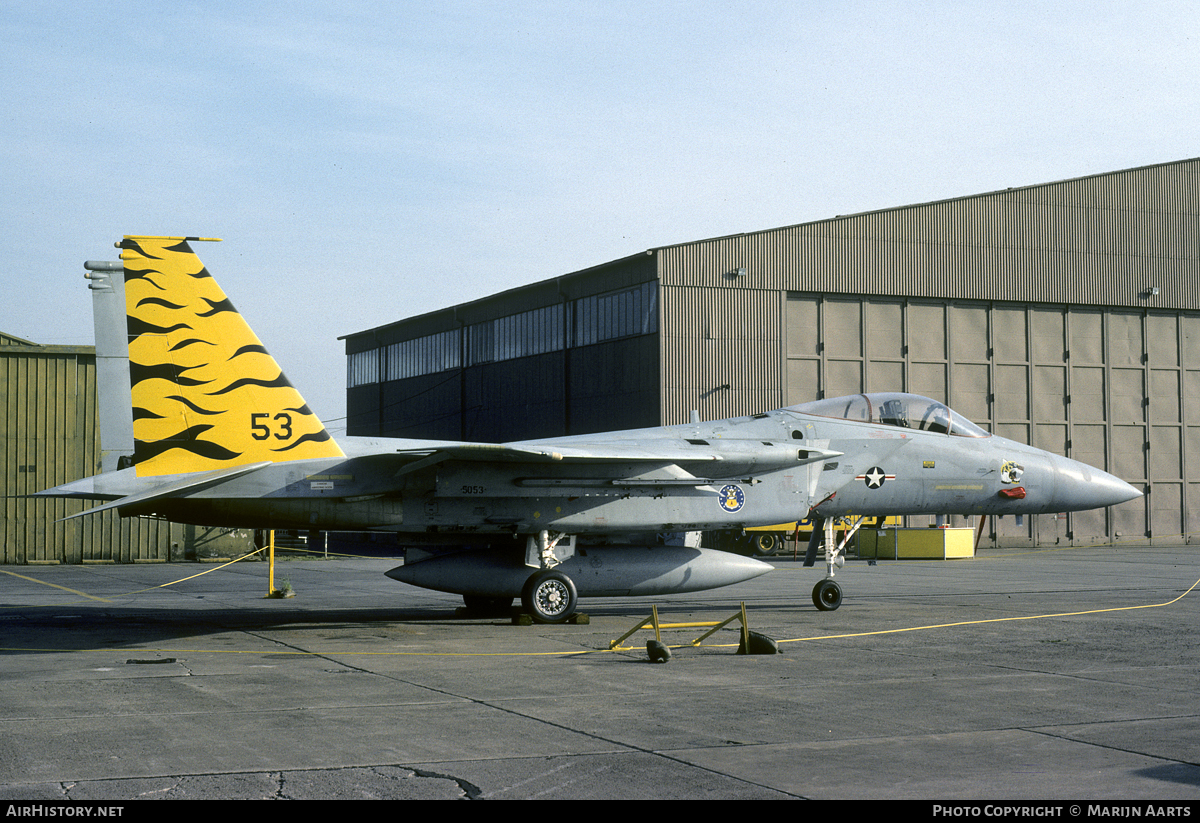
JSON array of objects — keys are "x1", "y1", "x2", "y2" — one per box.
[
  {"x1": 718, "y1": 484, "x2": 746, "y2": 513},
  {"x1": 1001, "y1": 460, "x2": 1024, "y2": 484}
]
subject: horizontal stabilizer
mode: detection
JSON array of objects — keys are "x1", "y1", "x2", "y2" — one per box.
[{"x1": 56, "y1": 461, "x2": 272, "y2": 522}]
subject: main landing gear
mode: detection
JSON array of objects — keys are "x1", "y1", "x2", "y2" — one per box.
[
  {"x1": 522, "y1": 530, "x2": 579, "y2": 624},
  {"x1": 521, "y1": 568, "x2": 578, "y2": 624}
]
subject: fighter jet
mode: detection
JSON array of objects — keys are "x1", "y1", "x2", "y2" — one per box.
[{"x1": 37, "y1": 236, "x2": 1142, "y2": 622}]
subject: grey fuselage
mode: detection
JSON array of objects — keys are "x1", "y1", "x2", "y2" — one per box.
[{"x1": 80, "y1": 403, "x2": 1139, "y2": 537}]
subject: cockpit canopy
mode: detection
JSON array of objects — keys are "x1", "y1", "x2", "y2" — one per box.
[{"x1": 788, "y1": 393, "x2": 990, "y2": 438}]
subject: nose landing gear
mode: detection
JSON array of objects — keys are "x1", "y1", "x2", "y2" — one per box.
[
  {"x1": 807, "y1": 514, "x2": 869, "y2": 612},
  {"x1": 811, "y1": 578, "x2": 843, "y2": 611}
]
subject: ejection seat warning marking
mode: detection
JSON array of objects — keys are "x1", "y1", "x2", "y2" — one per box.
[
  {"x1": 856, "y1": 467, "x2": 894, "y2": 489},
  {"x1": 718, "y1": 484, "x2": 745, "y2": 512}
]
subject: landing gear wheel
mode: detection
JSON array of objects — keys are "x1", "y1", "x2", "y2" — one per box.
[
  {"x1": 812, "y1": 578, "x2": 843, "y2": 611},
  {"x1": 521, "y1": 569, "x2": 578, "y2": 624},
  {"x1": 751, "y1": 532, "x2": 780, "y2": 556}
]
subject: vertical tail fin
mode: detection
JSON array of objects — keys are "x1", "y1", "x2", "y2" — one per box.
[
  {"x1": 84, "y1": 259, "x2": 135, "y2": 472},
  {"x1": 119, "y1": 236, "x2": 343, "y2": 477}
]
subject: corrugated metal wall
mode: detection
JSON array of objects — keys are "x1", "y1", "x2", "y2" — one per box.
[
  {"x1": 659, "y1": 285, "x2": 781, "y2": 423},
  {"x1": 1, "y1": 342, "x2": 179, "y2": 563},
  {"x1": 654, "y1": 158, "x2": 1199, "y2": 309},
  {"x1": 1, "y1": 342, "x2": 251, "y2": 564}
]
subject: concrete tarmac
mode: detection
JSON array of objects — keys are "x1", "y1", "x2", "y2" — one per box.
[{"x1": 0, "y1": 543, "x2": 1197, "y2": 800}]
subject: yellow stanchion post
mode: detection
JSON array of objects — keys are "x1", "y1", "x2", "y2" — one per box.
[
  {"x1": 265, "y1": 530, "x2": 293, "y2": 598},
  {"x1": 268, "y1": 530, "x2": 276, "y2": 597}
]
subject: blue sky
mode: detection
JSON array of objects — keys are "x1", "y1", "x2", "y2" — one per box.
[{"x1": 3, "y1": 1, "x2": 1197, "y2": 429}]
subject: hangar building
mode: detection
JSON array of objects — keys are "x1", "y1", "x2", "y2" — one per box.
[
  {"x1": 345, "y1": 158, "x2": 1199, "y2": 548},
  {"x1": 0, "y1": 333, "x2": 253, "y2": 564}
]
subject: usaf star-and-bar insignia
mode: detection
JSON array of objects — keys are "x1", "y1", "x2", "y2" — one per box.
[{"x1": 857, "y1": 466, "x2": 895, "y2": 489}]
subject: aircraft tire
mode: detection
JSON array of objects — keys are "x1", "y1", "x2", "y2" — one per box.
[
  {"x1": 751, "y1": 532, "x2": 781, "y2": 556},
  {"x1": 521, "y1": 569, "x2": 578, "y2": 624},
  {"x1": 812, "y1": 579, "x2": 843, "y2": 611}
]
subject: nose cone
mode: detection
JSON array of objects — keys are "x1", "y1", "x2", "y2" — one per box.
[{"x1": 1049, "y1": 456, "x2": 1142, "y2": 512}]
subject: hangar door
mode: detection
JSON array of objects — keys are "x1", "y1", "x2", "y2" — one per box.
[{"x1": 785, "y1": 294, "x2": 1167, "y2": 547}]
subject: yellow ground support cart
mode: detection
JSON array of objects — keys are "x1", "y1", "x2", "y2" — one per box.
[
  {"x1": 857, "y1": 527, "x2": 975, "y2": 559},
  {"x1": 735, "y1": 516, "x2": 903, "y2": 557}
]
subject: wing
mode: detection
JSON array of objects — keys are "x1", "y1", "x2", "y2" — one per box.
[{"x1": 386, "y1": 440, "x2": 842, "y2": 483}]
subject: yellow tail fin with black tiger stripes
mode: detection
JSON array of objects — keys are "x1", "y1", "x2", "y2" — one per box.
[{"x1": 120, "y1": 236, "x2": 343, "y2": 477}]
